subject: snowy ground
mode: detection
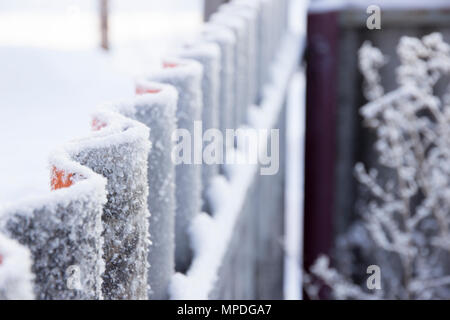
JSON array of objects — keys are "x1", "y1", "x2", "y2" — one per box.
[
  {"x1": 0, "y1": 0, "x2": 202, "y2": 205},
  {"x1": 0, "y1": 48, "x2": 134, "y2": 203}
]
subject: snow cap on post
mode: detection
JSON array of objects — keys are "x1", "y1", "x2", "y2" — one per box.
[
  {"x1": 105, "y1": 81, "x2": 178, "y2": 299},
  {"x1": 0, "y1": 233, "x2": 34, "y2": 300},
  {"x1": 77, "y1": 110, "x2": 151, "y2": 300},
  {"x1": 176, "y1": 41, "x2": 221, "y2": 213},
  {"x1": 146, "y1": 57, "x2": 203, "y2": 272}
]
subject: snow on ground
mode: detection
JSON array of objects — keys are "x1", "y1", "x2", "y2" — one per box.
[
  {"x1": 0, "y1": 0, "x2": 202, "y2": 205},
  {"x1": 0, "y1": 47, "x2": 135, "y2": 204}
]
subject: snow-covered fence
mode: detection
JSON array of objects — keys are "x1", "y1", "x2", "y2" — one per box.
[
  {"x1": 0, "y1": 0, "x2": 303, "y2": 300},
  {"x1": 1, "y1": 110, "x2": 150, "y2": 300},
  {"x1": 0, "y1": 138, "x2": 107, "y2": 300},
  {"x1": 206, "y1": 108, "x2": 287, "y2": 299},
  {"x1": 169, "y1": 0, "x2": 300, "y2": 298}
]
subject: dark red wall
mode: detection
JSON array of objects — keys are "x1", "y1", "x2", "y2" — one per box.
[{"x1": 304, "y1": 11, "x2": 339, "y2": 272}]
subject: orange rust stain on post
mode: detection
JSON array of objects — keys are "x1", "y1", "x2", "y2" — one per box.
[
  {"x1": 0, "y1": 254, "x2": 3, "y2": 266},
  {"x1": 163, "y1": 61, "x2": 179, "y2": 69},
  {"x1": 136, "y1": 86, "x2": 161, "y2": 95},
  {"x1": 51, "y1": 167, "x2": 74, "y2": 190},
  {"x1": 92, "y1": 118, "x2": 107, "y2": 131}
]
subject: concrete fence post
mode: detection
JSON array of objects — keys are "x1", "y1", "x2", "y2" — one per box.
[
  {"x1": 210, "y1": 11, "x2": 248, "y2": 128},
  {"x1": 79, "y1": 111, "x2": 151, "y2": 299},
  {"x1": 201, "y1": 23, "x2": 236, "y2": 141},
  {"x1": 220, "y1": 2, "x2": 259, "y2": 109},
  {"x1": 146, "y1": 58, "x2": 203, "y2": 272},
  {"x1": 176, "y1": 42, "x2": 221, "y2": 213},
  {"x1": 259, "y1": 0, "x2": 274, "y2": 87},
  {"x1": 234, "y1": 0, "x2": 263, "y2": 103},
  {"x1": 106, "y1": 82, "x2": 178, "y2": 299}
]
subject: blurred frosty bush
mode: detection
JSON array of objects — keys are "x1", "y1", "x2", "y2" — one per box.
[{"x1": 305, "y1": 33, "x2": 450, "y2": 300}]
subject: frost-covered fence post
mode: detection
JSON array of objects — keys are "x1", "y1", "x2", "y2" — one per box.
[
  {"x1": 0, "y1": 233, "x2": 34, "y2": 300},
  {"x1": 258, "y1": 0, "x2": 275, "y2": 87},
  {"x1": 220, "y1": 2, "x2": 259, "y2": 107},
  {"x1": 0, "y1": 148, "x2": 106, "y2": 300},
  {"x1": 201, "y1": 24, "x2": 236, "y2": 138},
  {"x1": 255, "y1": 105, "x2": 286, "y2": 299},
  {"x1": 176, "y1": 42, "x2": 221, "y2": 213},
  {"x1": 106, "y1": 82, "x2": 178, "y2": 299},
  {"x1": 211, "y1": 11, "x2": 248, "y2": 128},
  {"x1": 261, "y1": 0, "x2": 288, "y2": 83},
  {"x1": 281, "y1": 0, "x2": 290, "y2": 34},
  {"x1": 267, "y1": 0, "x2": 280, "y2": 62},
  {"x1": 80, "y1": 111, "x2": 151, "y2": 300},
  {"x1": 147, "y1": 58, "x2": 203, "y2": 272},
  {"x1": 233, "y1": 0, "x2": 263, "y2": 103},
  {"x1": 271, "y1": 0, "x2": 284, "y2": 51}
]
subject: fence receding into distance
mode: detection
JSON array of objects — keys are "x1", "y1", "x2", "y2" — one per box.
[{"x1": 0, "y1": 0, "x2": 305, "y2": 300}]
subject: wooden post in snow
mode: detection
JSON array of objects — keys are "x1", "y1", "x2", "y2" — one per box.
[{"x1": 100, "y1": 0, "x2": 109, "y2": 50}]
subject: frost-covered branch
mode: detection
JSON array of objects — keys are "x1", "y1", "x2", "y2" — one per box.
[{"x1": 359, "y1": 41, "x2": 386, "y2": 101}]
